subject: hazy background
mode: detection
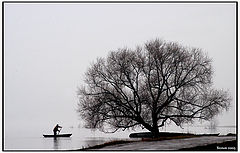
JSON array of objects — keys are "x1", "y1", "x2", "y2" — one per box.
[{"x1": 4, "y1": 3, "x2": 236, "y2": 137}]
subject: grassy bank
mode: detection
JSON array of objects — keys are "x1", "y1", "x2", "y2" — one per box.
[
  {"x1": 79, "y1": 140, "x2": 135, "y2": 150},
  {"x1": 78, "y1": 133, "x2": 237, "y2": 151},
  {"x1": 79, "y1": 135, "x2": 198, "y2": 150},
  {"x1": 179, "y1": 140, "x2": 237, "y2": 151}
]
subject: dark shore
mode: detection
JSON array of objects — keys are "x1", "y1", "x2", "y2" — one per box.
[
  {"x1": 79, "y1": 133, "x2": 237, "y2": 151},
  {"x1": 179, "y1": 140, "x2": 237, "y2": 151}
]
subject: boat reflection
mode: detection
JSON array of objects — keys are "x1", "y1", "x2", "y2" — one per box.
[
  {"x1": 53, "y1": 138, "x2": 59, "y2": 150},
  {"x1": 52, "y1": 137, "x2": 72, "y2": 150}
]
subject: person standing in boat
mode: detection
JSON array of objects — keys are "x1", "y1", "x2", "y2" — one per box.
[{"x1": 53, "y1": 124, "x2": 62, "y2": 136}]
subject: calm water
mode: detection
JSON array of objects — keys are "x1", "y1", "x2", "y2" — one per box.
[
  {"x1": 4, "y1": 126, "x2": 236, "y2": 150},
  {"x1": 4, "y1": 127, "x2": 130, "y2": 150}
]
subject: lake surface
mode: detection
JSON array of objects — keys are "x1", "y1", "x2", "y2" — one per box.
[
  {"x1": 4, "y1": 126, "x2": 236, "y2": 150},
  {"x1": 4, "y1": 127, "x2": 130, "y2": 150}
]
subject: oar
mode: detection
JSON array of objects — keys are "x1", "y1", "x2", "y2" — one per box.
[{"x1": 58, "y1": 127, "x2": 62, "y2": 134}]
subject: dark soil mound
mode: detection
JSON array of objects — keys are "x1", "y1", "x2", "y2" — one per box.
[
  {"x1": 129, "y1": 132, "x2": 220, "y2": 138},
  {"x1": 129, "y1": 132, "x2": 194, "y2": 138}
]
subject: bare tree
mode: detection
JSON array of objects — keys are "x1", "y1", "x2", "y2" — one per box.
[{"x1": 77, "y1": 39, "x2": 230, "y2": 137}]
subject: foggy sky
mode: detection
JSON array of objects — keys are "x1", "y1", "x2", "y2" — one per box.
[{"x1": 4, "y1": 3, "x2": 236, "y2": 133}]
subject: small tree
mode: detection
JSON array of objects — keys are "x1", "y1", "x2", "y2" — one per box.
[{"x1": 77, "y1": 39, "x2": 230, "y2": 137}]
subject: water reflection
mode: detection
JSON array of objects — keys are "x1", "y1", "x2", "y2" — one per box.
[
  {"x1": 52, "y1": 137, "x2": 72, "y2": 150},
  {"x1": 53, "y1": 138, "x2": 59, "y2": 150}
]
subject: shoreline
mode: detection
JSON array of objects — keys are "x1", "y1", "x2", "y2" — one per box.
[{"x1": 78, "y1": 135, "x2": 237, "y2": 151}]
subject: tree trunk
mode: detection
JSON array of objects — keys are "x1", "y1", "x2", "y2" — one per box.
[
  {"x1": 151, "y1": 125, "x2": 160, "y2": 138},
  {"x1": 137, "y1": 114, "x2": 160, "y2": 138},
  {"x1": 152, "y1": 110, "x2": 159, "y2": 138}
]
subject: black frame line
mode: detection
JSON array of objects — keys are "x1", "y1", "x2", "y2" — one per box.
[{"x1": 1, "y1": 1, "x2": 238, "y2": 3}]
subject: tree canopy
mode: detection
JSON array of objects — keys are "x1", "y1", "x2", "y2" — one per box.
[{"x1": 77, "y1": 39, "x2": 231, "y2": 137}]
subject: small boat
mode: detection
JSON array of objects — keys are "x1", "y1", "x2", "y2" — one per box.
[{"x1": 43, "y1": 134, "x2": 72, "y2": 138}]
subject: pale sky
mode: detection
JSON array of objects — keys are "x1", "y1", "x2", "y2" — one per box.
[{"x1": 4, "y1": 2, "x2": 236, "y2": 134}]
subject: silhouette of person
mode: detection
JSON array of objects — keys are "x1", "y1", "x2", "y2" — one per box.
[{"x1": 53, "y1": 124, "x2": 62, "y2": 136}]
